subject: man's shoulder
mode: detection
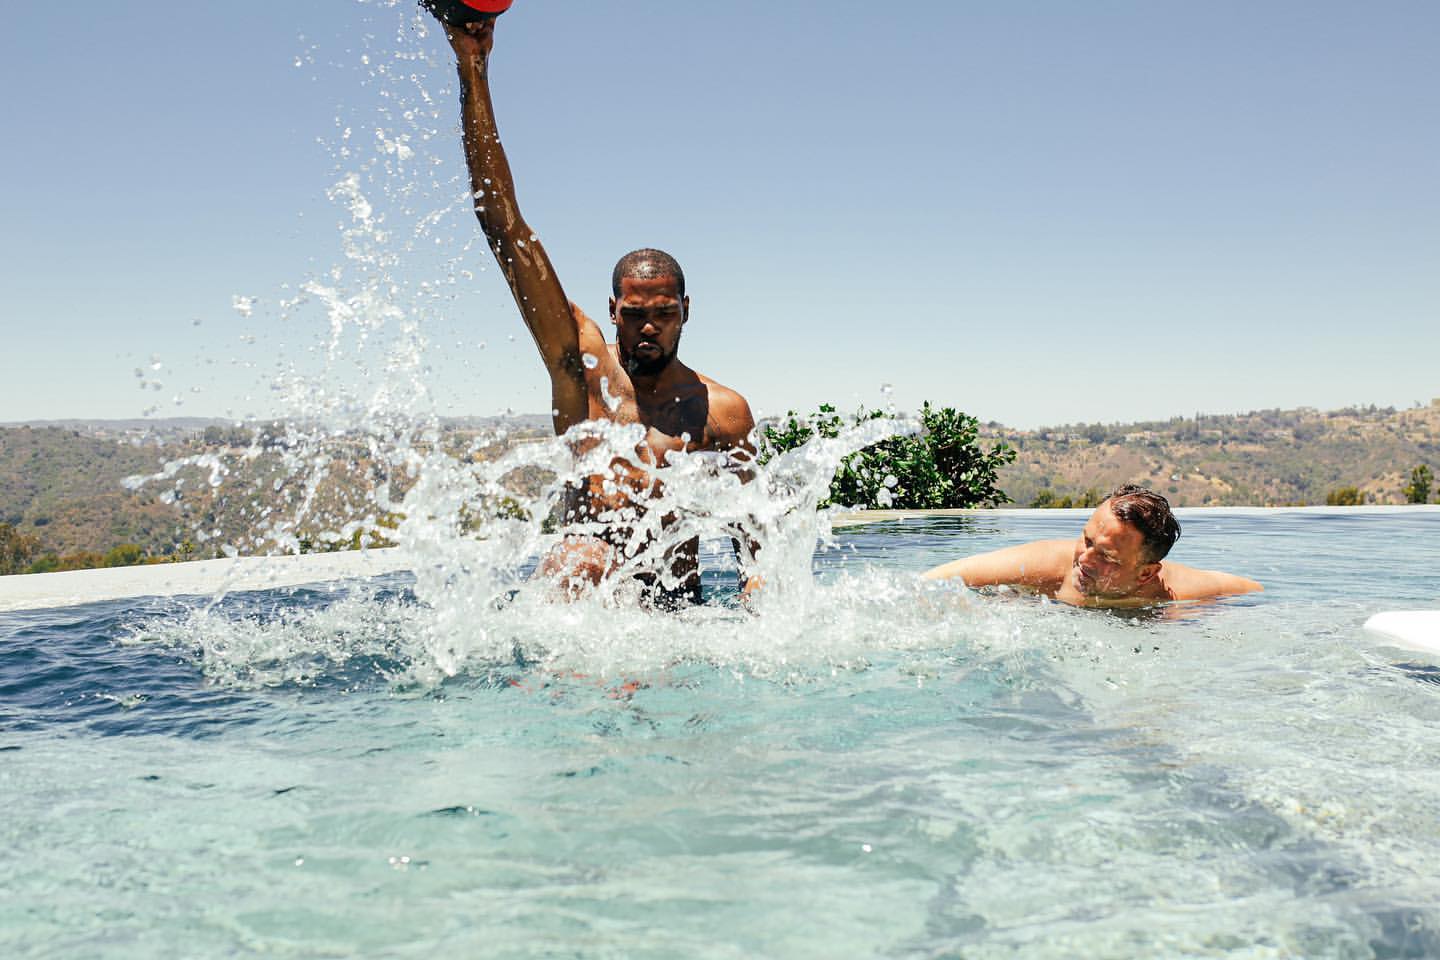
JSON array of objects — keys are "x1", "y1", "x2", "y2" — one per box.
[
  {"x1": 698, "y1": 374, "x2": 751, "y2": 414},
  {"x1": 570, "y1": 302, "x2": 606, "y2": 339},
  {"x1": 1019, "y1": 539, "x2": 1075, "y2": 571},
  {"x1": 696, "y1": 373, "x2": 755, "y2": 439}
]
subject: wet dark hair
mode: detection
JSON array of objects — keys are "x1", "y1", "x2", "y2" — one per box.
[
  {"x1": 612, "y1": 248, "x2": 685, "y2": 299},
  {"x1": 1105, "y1": 484, "x2": 1181, "y2": 563}
]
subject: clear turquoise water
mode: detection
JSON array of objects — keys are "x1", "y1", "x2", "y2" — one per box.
[{"x1": 3, "y1": 508, "x2": 1438, "y2": 958}]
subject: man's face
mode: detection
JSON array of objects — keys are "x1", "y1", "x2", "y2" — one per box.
[
  {"x1": 1071, "y1": 503, "x2": 1160, "y2": 597},
  {"x1": 611, "y1": 274, "x2": 687, "y2": 377}
]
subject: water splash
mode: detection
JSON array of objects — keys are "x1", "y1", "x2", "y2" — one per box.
[{"x1": 117, "y1": 0, "x2": 955, "y2": 687}]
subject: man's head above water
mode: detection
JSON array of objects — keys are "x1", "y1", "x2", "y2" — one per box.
[
  {"x1": 610, "y1": 248, "x2": 689, "y2": 378},
  {"x1": 612, "y1": 248, "x2": 685, "y2": 300},
  {"x1": 1071, "y1": 485, "x2": 1182, "y2": 598},
  {"x1": 923, "y1": 483, "x2": 1260, "y2": 607}
]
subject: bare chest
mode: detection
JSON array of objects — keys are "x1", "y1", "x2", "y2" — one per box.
[{"x1": 585, "y1": 367, "x2": 715, "y2": 459}]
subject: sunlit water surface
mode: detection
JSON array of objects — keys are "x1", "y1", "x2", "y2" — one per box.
[
  {"x1": 3, "y1": 509, "x2": 1438, "y2": 958},
  {"x1": 9, "y1": 5, "x2": 1437, "y2": 954}
]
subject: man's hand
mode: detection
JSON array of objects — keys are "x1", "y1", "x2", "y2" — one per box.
[{"x1": 428, "y1": 9, "x2": 495, "y2": 61}]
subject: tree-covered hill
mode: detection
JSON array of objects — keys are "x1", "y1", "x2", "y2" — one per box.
[
  {"x1": 0, "y1": 417, "x2": 551, "y2": 570},
  {"x1": 989, "y1": 401, "x2": 1440, "y2": 507}
]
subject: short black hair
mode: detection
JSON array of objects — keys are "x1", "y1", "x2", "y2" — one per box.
[
  {"x1": 1105, "y1": 484, "x2": 1181, "y2": 563},
  {"x1": 612, "y1": 248, "x2": 685, "y2": 299}
]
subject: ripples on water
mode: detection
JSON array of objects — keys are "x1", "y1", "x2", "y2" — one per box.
[{"x1": 4, "y1": 513, "x2": 1440, "y2": 957}]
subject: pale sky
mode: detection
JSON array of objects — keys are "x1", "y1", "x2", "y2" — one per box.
[{"x1": 2, "y1": 1, "x2": 1436, "y2": 428}]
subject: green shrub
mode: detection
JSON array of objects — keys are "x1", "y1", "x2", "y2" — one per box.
[
  {"x1": 1325, "y1": 486, "x2": 1364, "y2": 506},
  {"x1": 103, "y1": 543, "x2": 147, "y2": 567},
  {"x1": 1, "y1": 523, "x2": 43, "y2": 576},
  {"x1": 1404, "y1": 465, "x2": 1433, "y2": 504},
  {"x1": 758, "y1": 403, "x2": 1015, "y2": 509}
]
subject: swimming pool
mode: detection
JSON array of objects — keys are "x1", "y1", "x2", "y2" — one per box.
[{"x1": 2, "y1": 508, "x2": 1437, "y2": 957}]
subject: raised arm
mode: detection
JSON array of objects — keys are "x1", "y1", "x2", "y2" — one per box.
[
  {"x1": 434, "y1": 16, "x2": 588, "y2": 434},
  {"x1": 922, "y1": 540, "x2": 1071, "y2": 593}
]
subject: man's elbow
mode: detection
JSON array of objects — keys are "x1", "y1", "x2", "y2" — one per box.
[{"x1": 923, "y1": 560, "x2": 970, "y2": 582}]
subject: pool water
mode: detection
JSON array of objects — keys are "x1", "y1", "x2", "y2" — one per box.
[{"x1": 2, "y1": 508, "x2": 1438, "y2": 958}]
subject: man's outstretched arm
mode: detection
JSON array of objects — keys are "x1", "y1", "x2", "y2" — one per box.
[
  {"x1": 1163, "y1": 564, "x2": 1263, "y2": 601},
  {"x1": 435, "y1": 16, "x2": 588, "y2": 434},
  {"x1": 922, "y1": 540, "x2": 1071, "y2": 593}
]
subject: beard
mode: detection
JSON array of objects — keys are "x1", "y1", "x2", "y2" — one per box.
[{"x1": 622, "y1": 339, "x2": 678, "y2": 377}]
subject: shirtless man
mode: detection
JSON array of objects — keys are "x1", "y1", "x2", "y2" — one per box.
[
  {"x1": 429, "y1": 12, "x2": 757, "y2": 604},
  {"x1": 923, "y1": 485, "x2": 1262, "y2": 607}
]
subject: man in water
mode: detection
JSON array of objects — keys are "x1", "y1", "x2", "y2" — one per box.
[
  {"x1": 923, "y1": 485, "x2": 1262, "y2": 607},
  {"x1": 429, "y1": 13, "x2": 758, "y2": 604}
]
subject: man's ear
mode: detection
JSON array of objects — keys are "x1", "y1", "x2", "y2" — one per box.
[
  {"x1": 1136, "y1": 561, "x2": 1162, "y2": 586},
  {"x1": 681, "y1": 295, "x2": 690, "y2": 324},
  {"x1": 608, "y1": 296, "x2": 617, "y2": 325}
]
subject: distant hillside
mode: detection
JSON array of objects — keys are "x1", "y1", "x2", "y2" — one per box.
[
  {"x1": 0, "y1": 427, "x2": 184, "y2": 556},
  {"x1": 0, "y1": 416, "x2": 551, "y2": 564},
  {"x1": 2, "y1": 402, "x2": 1436, "y2": 572},
  {"x1": 987, "y1": 401, "x2": 1440, "y2": 507}
]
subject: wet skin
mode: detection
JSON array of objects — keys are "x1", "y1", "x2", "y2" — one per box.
[
  {"x1": 434, "y1": 16, "x2": 756, "y2": 602},
  {"x1": 556, "y1": 276, "x2": 756, "y2": 600},
  {"x1": 922, "y1": 503, "x2": 1263, "y2": 608},
  {"x1": 1059, "y1": 503, "x2": 1161, "y2": 603}
]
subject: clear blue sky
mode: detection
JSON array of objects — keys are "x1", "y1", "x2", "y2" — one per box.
[{"x1": 2, "y1": 0, "x2": 1436, "y2": 428}]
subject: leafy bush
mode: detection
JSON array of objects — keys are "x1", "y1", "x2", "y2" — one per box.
[
  {"x1": 103, "y1": 543, "x2": 146, "y2": 567},
  {"x1": 1325, "y1": 486, "x2": 1364, "y2": 506},
  {"x1": 0, "y1": 522, "x2": 42, "y2": 575},
  {"x1": 758, "y1": 403, "x2": 1015, "y2": 509},
  {"x1": 1030, "y1": 487, "x2": 1102, "y2": 509},
  {"x1": 1404, "y1": 464, "x2": 1433, "y2": 504}
]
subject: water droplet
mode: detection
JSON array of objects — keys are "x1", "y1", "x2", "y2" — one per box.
[
  {"x1": 599, "y1": 376, "x2": 622, "y2": 412},
  {"x1": 582, "y1": 353, "x2": 598, "y2": 369}
]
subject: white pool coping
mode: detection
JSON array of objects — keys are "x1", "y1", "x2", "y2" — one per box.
[
  {"x1": 828, "y1": 503, "x2": 1440, "y2": 527},
  {"x1": 0, "y1": 549, "x2": 412, "y2": 614}
]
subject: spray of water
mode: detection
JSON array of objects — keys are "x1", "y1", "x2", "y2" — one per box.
[{"x1": 124, "y1": 1, "x2": 1019, "y2": 687}]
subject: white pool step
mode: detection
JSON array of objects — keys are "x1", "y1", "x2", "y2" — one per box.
[{"x1": 0, "y1": 549, "x2": 412, "y2": 613}]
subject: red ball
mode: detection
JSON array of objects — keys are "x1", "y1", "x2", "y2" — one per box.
[
  {"x1": 458, "y1": 0, "x2": 512, "y2": 13},
  {"x1": 424, "y1": 0, "x2": 513, "y2": 27}
]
